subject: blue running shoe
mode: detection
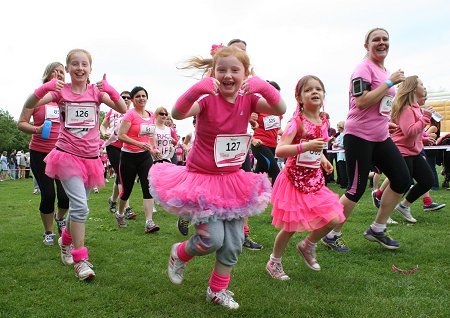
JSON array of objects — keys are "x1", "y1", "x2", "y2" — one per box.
[{"x1": 364, "y1": 227, "x2": 400, "y2": 249}]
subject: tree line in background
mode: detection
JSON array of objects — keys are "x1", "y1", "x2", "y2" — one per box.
[{"x1": 0, "y1": 109, "x2": 106, "y2": 153}]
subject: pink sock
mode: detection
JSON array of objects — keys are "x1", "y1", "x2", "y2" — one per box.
[
  {"x1": 71, "y1": 247, "x2": 89, "y2": 263},
  {"x1": 376, "y1": 189, "x2": 383, "y2": 199},
  {"x1": 423, "y1": 196, "x2": 432, "y2": 206},
  {"x1": 209, "y1": 270, "x2": 230, "y2": 293},
  {"x1": 243, "y1": 225, "x2": 250, "y2": 236},
  {"x1": 61, "y1": 227, "x2": 72, "y2": 245},
  {"x1": 177, "y1": 241, "x2": 193, "y2": 263}
]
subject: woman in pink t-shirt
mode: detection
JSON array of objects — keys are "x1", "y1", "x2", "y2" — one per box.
[
  {"x1": 116, "y1": 86, "x2": 160, "y2": 233},
  {"x1": 100, "y1": 90, "x2": 136, "y2": 219},
  {"x1": 390, "y1": 76, "x2": 435, "y2": 221},
  {"x1": 22, "y1": 49, "x2": 126, "y2": 281},
  {"x1": 321, "y1": 28, "x2": 411, "y2": 252},
  {"x1": 18, "y1": 62, "x2": 69, "y2": 246},
  {"x1": 149, "y1": 45, "x2": 286, "y2": 309}
]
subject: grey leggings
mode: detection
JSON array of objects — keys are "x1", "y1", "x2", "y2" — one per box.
[
  {"x1": 60, "y1": 177, "x2": 90, "y2": 223},
  {"x1": 186, "y1": 218, "x2": 245, "y2": 267}
]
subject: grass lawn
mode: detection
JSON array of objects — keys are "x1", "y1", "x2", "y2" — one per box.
[{"x1": 0, "y1": 176, "x2": 448, "y2": 318}]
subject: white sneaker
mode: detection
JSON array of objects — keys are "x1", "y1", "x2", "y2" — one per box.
[
  {"x1": 58, "y1": 237, "x2": 74, "y2": 265},
  {"x1": 395, "y1": 204, "x2": 417, "y2": 223},
  {"x1": 43, "y1": 233, "x2": 55, "y2": 246},
  {"x1": 167, "y1": 243, "x2": 186, "y2": 284},
  {"x1": 206, "y1": 287, "x2": 239, "y2": 309},
  {"x1": 387, "y1": 217, "x2": 398, "y2": 225},
  {"x1": 74, "y1": 259, "x2": 95, "y2": 281}
]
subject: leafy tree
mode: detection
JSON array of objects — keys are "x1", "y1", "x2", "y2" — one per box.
[{"x1": 0, "y1": 109, "x2": 31, "y2": 152}]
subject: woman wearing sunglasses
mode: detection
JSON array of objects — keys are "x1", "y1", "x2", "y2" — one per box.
[
  {"x1": 152, "y1": 107, "x2": 176, "y2": 163},
  {"x1": 115, "y1": 86, "x2": 160, "y2": 233}
]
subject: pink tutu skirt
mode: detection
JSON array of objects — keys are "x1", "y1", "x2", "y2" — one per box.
[
  {"x1": 271, "y1": 170, "x2": 345, "y2": 232},
  {"x1": 149, "y1": 162, "x2": 271, "y2": 223},
  {"x1": 44, "y1": 149, "x2": 105, "y2": 189}
]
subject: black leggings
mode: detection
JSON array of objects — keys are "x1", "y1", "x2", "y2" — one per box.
[
  {"x1": 251, "y1": 144, "x2": 280, "y2": 186},
  {"x1": 119, "y1": 151, "x2": 153, "y2": 201},
  {"x1": 404, "y1": 155, "x2": 434, "y2": 203},
  {"x1": 344, "y1": 134, "x2": 410, "y2": 202},
  {"x1": 106, "y1": 145, "x2": 121, "y2": 185},
  {"x1": 30, "y1": 150, "x2": 69, "y2": 214}
]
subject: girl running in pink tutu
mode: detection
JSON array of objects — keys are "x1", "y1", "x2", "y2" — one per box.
[
  {"x1": 23, "y1": 49, "x2": 126, "y2": 280},
  {"x1": 266, "y1": 75, "x2": 345, "y2": 280},
  {"x1": 149, "y1": 45, "x2": 286, "y2": 309}
]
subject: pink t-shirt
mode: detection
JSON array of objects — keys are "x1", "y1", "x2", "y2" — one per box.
[
  {"x1": 104, "y1": 109, "x2": 124, "y2": 148},
  {"x1": 29, "y1": 102, "x2": 61, "y2": 153},
  {"x1": 345, "y1": 59, "x2": 396, "y2": 142},
  {"x1": 391, "y1": 103, "x2": 431, "y2": 156},
  {"x1": 186, "y1": 93, "x2": 259, "y2": 174},
  {"x1": 121, "y1": 108, "x2": 155, "y2": 153},
  {"x1": 50, "y1": 84, "x2": 104, "y2": 157}
]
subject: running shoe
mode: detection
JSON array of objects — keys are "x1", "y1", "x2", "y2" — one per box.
[
  {"x1": 144, "y1": 219, "x2": 160, "y2": 233},
  {"x1": 321, "y1": 235, "x2": 350, "y2": 252},
  {"x1": 363, "y1": 227, "x2": 400, "y2": 249},
  {"x1": 371, "y1": 190, "x2": 381, "y2": 209},
  {"x1": 58, "y1": 237, "x2": 74, "y2": 265},
  {"x1": 266, "y1": 259, "x2": 290, "y2": 280},
  {"x1": 177, "y1": 217, "x2": 190, "y2": 236},
  {"x1": 42, "y1": 233, "x2": 55, "y2": 246},
  {"x1": 54, "y1": 215, "x2": 66, "y2": 235},
  {"x1": 74, "y1": 259, "x2": 95, "y2": 281},
  {"x1": 115, "y1": 212, "x2": 127, "y2": 228},
  {"x1": 395, "y1": 204, "x2": 417, "y2": 223},
  {"x1": 206, "y1": 287, "x2": 239, "y2": 309},
  {"x1": 297, "y1": 239, "x2": 320, "y2": 271},
  {"x1": 125, "y1": 207, "x2": 137, "y2": 219},
  {"x1": 243, "y1": 235, "x2": 263, "y2": 250},
  {"x1": 167, "y1": 243, "x2": 186, "y2": 284},
  {"x1": 423, "y1": 202, "x2": 445, "y2": 212},
  {"x1": 108, "y1": 198, "x2": 117, "y2": 213}
]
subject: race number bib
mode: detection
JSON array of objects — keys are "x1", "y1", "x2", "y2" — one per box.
[
  {"x1": 296, "y1": 140, "x2": 321, "y2": 168},
  {"x1": 64, "y1": 102, "x2": 96, "y2": 129},
  {"x1": 45, "y1": 104, "x2": 60, "y2": 122},
  {"x1": 379, "y1": 95, "x2": 393, "y2": 117},
  {"x1": 139, "y1": 123, "x2": 155, "y2": 137},
  {"x1": 263, "y1": 115, "x2": 281, "y2": 130},
  {"x1": 214, "y1": 134, "x2": 251, "y2": 167}
]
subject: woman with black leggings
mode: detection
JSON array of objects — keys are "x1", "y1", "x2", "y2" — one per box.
[{"x1": 321, "y1": 28, "x2": 410, "y2": 252}]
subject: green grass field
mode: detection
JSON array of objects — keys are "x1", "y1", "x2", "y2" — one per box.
[{"x1": 0, "y1": 177, "x2": 448, "y2": 318}]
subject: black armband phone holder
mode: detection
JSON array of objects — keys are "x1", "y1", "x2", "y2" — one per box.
[{"x1": 352, "y1": 77, "x2": 372, "y2": 97}]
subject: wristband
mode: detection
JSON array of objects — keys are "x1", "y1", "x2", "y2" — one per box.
[
  {"x1": 297, "y1": 143, "x2": 303, "y2": 154},
  {"x1": 385, "y1": 80, "x2": 394, "y2": 88}
]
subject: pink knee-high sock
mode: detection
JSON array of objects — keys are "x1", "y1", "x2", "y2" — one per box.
[
  {"x1": 71, "y1": 247, "x2": 89, "y2": 263},
  {"x1": 243, "y1": 225, "x2": 250, "y2": 236},
  {"x1": 423, "y1": 196, "x2": 432, "y2": 206},
  {"x1": 61, "y1": 227, "x2": 72, "y2": 245},
  {"x1": 209, "y1": 270, "x2": 231, "y2": 293},
  {"x1": 177, "y1": 241, "x2": 193, "y2": 263}
]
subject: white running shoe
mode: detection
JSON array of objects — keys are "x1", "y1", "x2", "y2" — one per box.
[
  {"x1": 167, "y1": 243, "x2": 186, "y2": 284},
  {"x1": 395, "y1": 204, "x2": 417, "y2": 223},
  {"x1": 74, "y1": 259, "x2": 95, "y2": 281},
  {"x1": 206, "y1": 287, "x2": 239, "y2": 309},
  {"x1": 58, "y1": 237, "x2": 74, "y2": 265}
]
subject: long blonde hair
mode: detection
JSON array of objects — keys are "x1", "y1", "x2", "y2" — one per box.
[
  {"x1": 42, "y1": 62, "x2": 63, "y2": 83},
  {"x1": 391, "y1": 75, "x2": 419, "y2": 122},
  {"x1": 179, "y1": 46, "x2": 250, "y2": 78}
]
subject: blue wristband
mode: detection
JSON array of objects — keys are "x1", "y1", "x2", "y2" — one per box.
[{"x1": 385, "y1": 80, "x2": 394, "y2": 88}]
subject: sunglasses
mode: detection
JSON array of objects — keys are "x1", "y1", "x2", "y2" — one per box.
[
  {"x1": 159, "y1": 112, "x2": 169, "y2": 116},
  {"x1": 121, "y1": 96, "x2": 131, "y2": 100}
]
